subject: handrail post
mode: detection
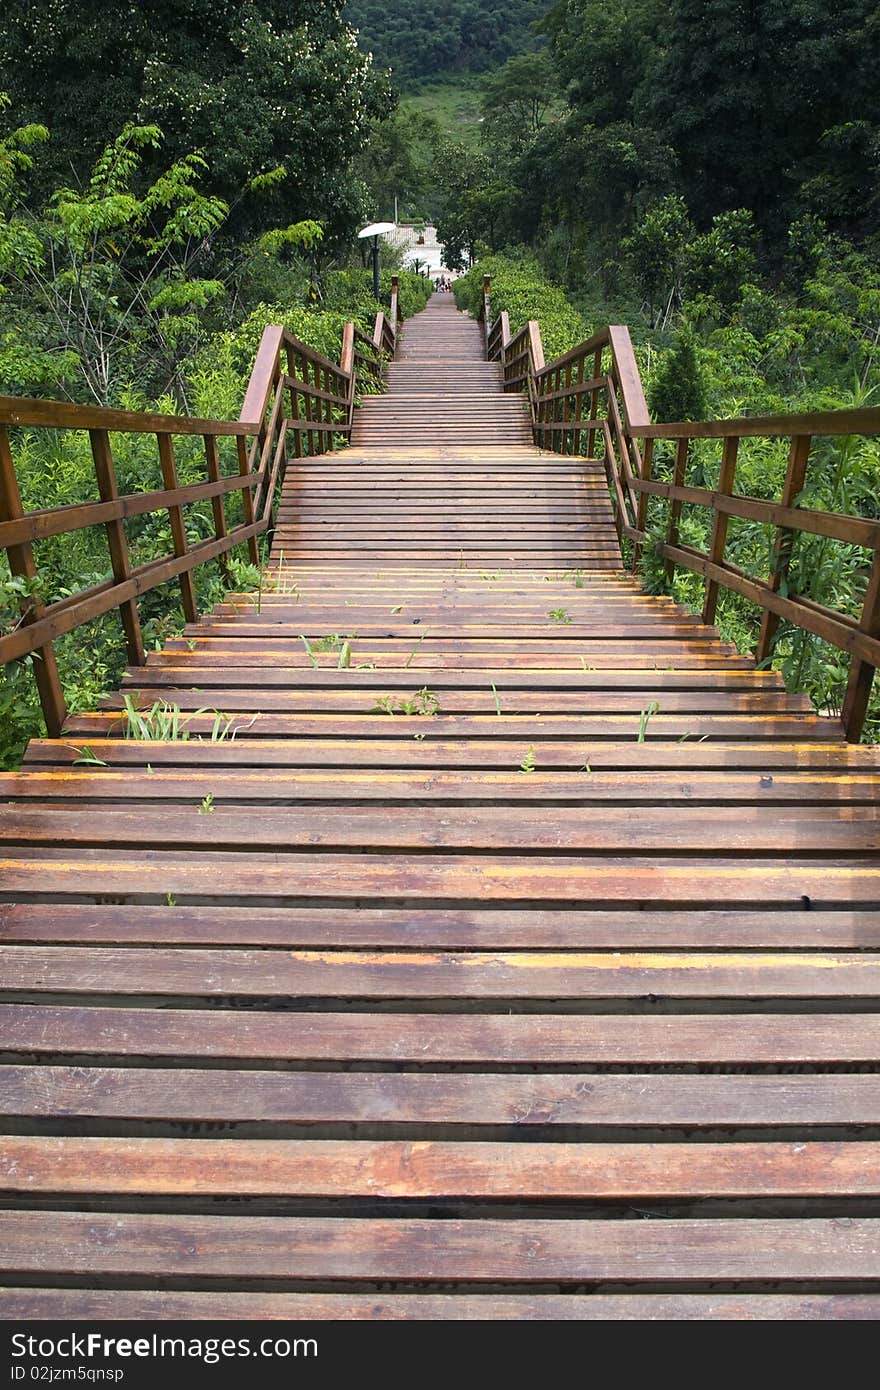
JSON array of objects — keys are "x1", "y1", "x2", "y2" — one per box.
[
  {"x1": 664, "y1": 438, "x2": 690, "y2": 585},
  {"x1": 157, "y1": 435, "x2": 198, "y2": 624},
  {"x1": 90, "y1": 428, "x2": 146, "y2": 663},
  {"x1": 235, "y1": 436, "x2": 260, "y2": 565},
  {"x1": 340, "y1": 322, "x2": 356, "y2": 439},
  {"x1": 482, "y1": 275, "x2": 492, "y2": 355},
  {"x1": 841, "y1": 542, "x2": 880, "y2": 742},
  {"x1": 586, "y1": 347, "x2": 602, "y2": 458},
  {"x1": 756, "y1": 434, "x2": 811, "y2": 665},
  {"x1": 701, "y1": 435, "x2": 739, "y2": 625},
  {"x1": 632, "y1": 438, "x2": 653, "y2": 571},
  {"x1": 0, "y1": 425, "x2": 67, "y2": 736}
]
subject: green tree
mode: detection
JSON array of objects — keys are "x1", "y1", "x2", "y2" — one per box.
[
  {"x1": 480, "y1": 52, "x2": 559, "y2": 155},
  {"x1": 622, "y1": 194, "x2": 694, "y2": 327},
  {"x1": 542, "y1": 0, "x2": 661, "y2": 125},
  {"x1": 0, "y1": 114, "x2": 320, "y2": 405},
  {"x1": 646, "y1": 0, "x2": 880, "y2": 235},
  {"x1": 344, "y1": 0, "x2": 552, "y2": 83},
  {"x1": 648, "y1": 326, "x2": 708, "y2": 421},
  {"x1": 0, "y1": 1, "x2": 393, "y2": 246},
  {"x1": 356, "y1": 108, "x2": 440, "y2": 222}
]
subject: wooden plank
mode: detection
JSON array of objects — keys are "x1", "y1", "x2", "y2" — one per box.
[
  {"x1": 0, "y1": 468, "x2": 263, "y2": 552},
  {"x1": 8, "y1": 768, "x2": 878, "y2": 806},
  {"x1": 0, "y1": 396, "x2": 253, "y2": 435},
  {"x1": 0, "y1": 804, "x2": 876, "y2": 854},
  {"x1": 702, "y1": 436, "x2": 739, "y2": 626},
  {"x1": 1, "y1": 1289, "x2": 876, "y2": 1320},
  {"x1": 4, "y1": 903, "x2": 877, "y2": 950},
  {"x1": 0, "y1": 515, "x2": 266, "y2": 665},
  {"x1": 5, "y1": 851, "x2": 877, "y2": 905},
  {"x1": 1, "y1": 899, "x2": 869, "y2": 947},
  {"x1": 5, "y1": 1137, "x2": 880, "y2": 1198},
  {"x1": 4, "y1": 946, "x2": 880, "y2": 1000},
  {"x1": 2, "y1": 1211, "x2": 879, "y2": 1281},
  {"x1": 4, "y1": 1066, "x2": 879, "y2": 1126},
  {"x1": 3, "y1": 1005, "x2": 880, "y2": 1063}
]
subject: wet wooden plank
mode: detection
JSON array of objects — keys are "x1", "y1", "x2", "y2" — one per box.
[
  {"x1": 6, "y1": 768, "x2": 879, "y2": 805},
  {"x1": 3, "y1": 903, "x2": 877, "y2": 949},
  {"x1": 2, "y1": 851, "x2": 878, "y2": 903},
  {"x1": 1, "y1": 804, "x2": 876, "y2": 854},
  {"x1": 22, "y1": 740, "x2": 872, "y2": 771}
]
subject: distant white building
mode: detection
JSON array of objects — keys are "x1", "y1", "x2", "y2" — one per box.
[{"x1": 386, "y1": 223, "x2": 450, "y2": 278}]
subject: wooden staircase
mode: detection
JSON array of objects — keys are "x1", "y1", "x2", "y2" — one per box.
[{"x1": 2, "y1": 294, "x2": 880, "y2": 1319}]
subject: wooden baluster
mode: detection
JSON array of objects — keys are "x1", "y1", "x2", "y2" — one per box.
[
  {"x1": 236, "y1": 436, "x2": 260, "y2": 565},
  {"x1": 632, "y1": 438, "x2": 653, "y2": 571},
  {"x1": 482, "y1": 273, "x2": 491, "y2": 354},
  {"x1": 157, "y1": 435, "x2": 197, "y2": 623},
  {"x1": 0, "y1": 425, "x2": 66, "y2": 736},
  {"x1": 563, "y1": 362, "x2": 572, "y2": 455},
  {"x1": 587, "y1": 347, "x2": 602, "y2": 458},
  {"x1": 324, "y1": 365, "x2": 335, "y2": 451},
  {"x1": 202, "y1": 434, "x2": 231, "y2": 583},
  {"x1": 90, "y1": 428, "x2": 146, "y2": 664},
  {"x1": 286, "y1": 345, "x2": 303, "y2": 460},
  {"x1": 701, "y1": 435, "x2": 739, "y2": 625},
  {"x1": 755, "y1": 434, "x2": 811, "y2": 665},
  {"x1": 301, "y1": 355, "x2": 316, "y2": 456},
  {"x1": 573, "y1": 355, "x2": 586, "y2": 456},
  {"x1": 841, "y1": 542, "x2": 880, "y2": 743},
  {"x1": 339, "y1": 322, "x2": 355, "y2": 440},
  {"x1": 664, "y1": 438, "x2": 689, "y2": 586}
]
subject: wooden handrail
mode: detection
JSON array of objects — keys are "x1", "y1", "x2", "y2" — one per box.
[
  {"x1": 0, "y1": 397, "x2": 254, "y2": 436},
  {"x1": 488, "y1": 305, "x2": 880, "y2": 742},
  {"x1": 1, "y1": 305, "x2": 399, "y2": 737}
]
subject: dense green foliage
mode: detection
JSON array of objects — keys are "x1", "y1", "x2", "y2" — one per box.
[
  {"x1": 454, "y1": 255, "x2": 585, "y2": 361},
  {"x1": 0, "y1": 1, "x2": 393, "y2": 247},
  {"x1": 345, "y1": 1, "x2": 551, "y2": 84},
  {"x1": 0, "y1": 266, "x2": 429, "y2": 770}
]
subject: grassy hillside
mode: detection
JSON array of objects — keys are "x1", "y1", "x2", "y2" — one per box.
[{"x1": 401, "y1": 78, "x2": 485, "y2": 148}]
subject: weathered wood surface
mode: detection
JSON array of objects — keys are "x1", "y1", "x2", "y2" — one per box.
[{"x1": 2, "y1": 293, "x2": 880, "y2": 1320}]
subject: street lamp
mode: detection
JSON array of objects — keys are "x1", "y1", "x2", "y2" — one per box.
[{"x1": 358, "y1": 221, "x2": 396, "y2": 302}]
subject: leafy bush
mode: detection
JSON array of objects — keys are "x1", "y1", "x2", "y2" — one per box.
[
  {"x1": 454, "y1": 253, "x2": 588, "y2": 362},
  {"x1": 648, "y1": 326, "x2": 708, "y2": 421},
  {"x1": 322, "y1": 268, "x2": 432, "y2": 321}
]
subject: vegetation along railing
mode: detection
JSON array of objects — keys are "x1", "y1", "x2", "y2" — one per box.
[
  {"x1": 0, "y1": 288, "x2": 398, "y2": 738},
  {"x1": 484, "y1": 277, "x2": 880, "y2": 743}
]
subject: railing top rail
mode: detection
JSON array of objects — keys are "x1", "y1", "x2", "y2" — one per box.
[
  {"x1": 632, "y1": 407, "x2": 880, "y2": 439},
  {"x1": 533, "y1": 328, "x2": 612, "y2": 378},
  {"x1": 0, "y1": 395, "x2": 255, "y2": 437},
  {"x1": 505, "y1": 319, "x2": 533, "y2": 351},
  {"x1": 238, "y1": 324, "x2": 285, "y2": 427},
  {"x1": 280, "y1": 328, "x2": 355, "y2": 377}
]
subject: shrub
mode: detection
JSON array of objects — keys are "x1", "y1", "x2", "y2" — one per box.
[{"x1": 453, "y1": 254, "x2": 588, "y2": 362}]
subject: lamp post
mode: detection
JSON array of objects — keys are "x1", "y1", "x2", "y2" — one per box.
[{"x1": 358, "y1": 222, "x2": 396, "y2": 302}]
